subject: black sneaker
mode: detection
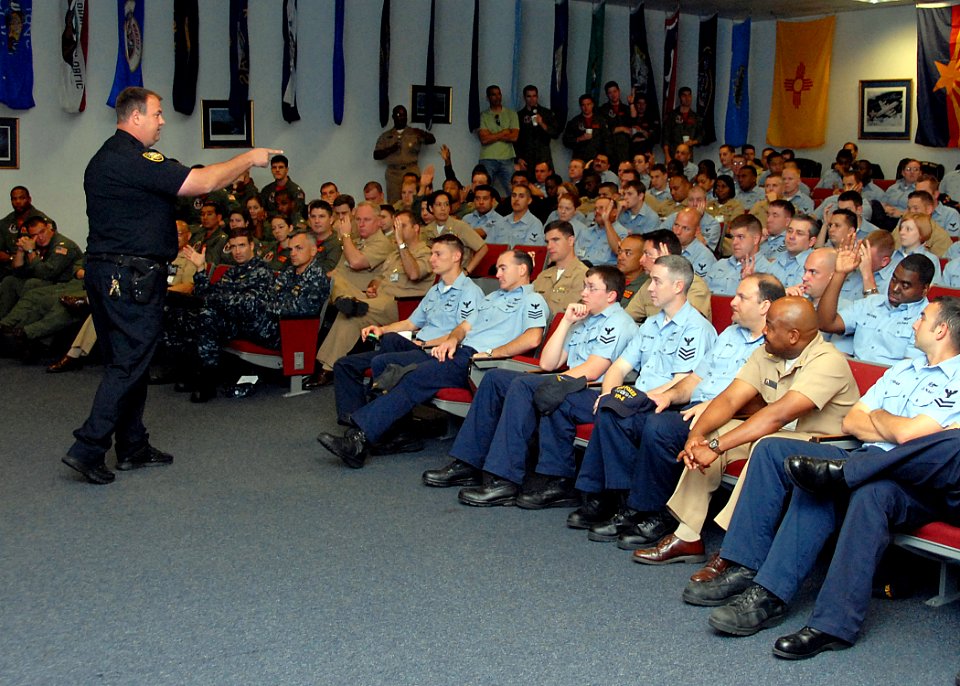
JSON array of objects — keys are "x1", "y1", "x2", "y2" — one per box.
[
  {"x1": 318, "y1": 427, "x2": 368, "y2": 469},
  {"x1": 682, "y1": 563, "x2": 757, "y2": 606},
  {"x1": 116, "y1": 445, "x2": 174, "y2": 471},
  {"x1": 708, "y1": 584, "x2": 787, "y2": 636}
]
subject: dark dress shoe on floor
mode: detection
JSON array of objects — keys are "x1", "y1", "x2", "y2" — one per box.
[
  {"x1": 116, "y1": 445, "x2": 174, "y2": 471},
  {"x1": 47, "y1": 354, "x2": 83, "y2": 374},
  {"x1": 616, "y1": 510, "x2": 677, "y2": 550},
  {"x1": 566, "y1": 492, "x2": 618, "y2": 529},
  {"x1": 458, "y1": 477, "x2": 519, "y2": 507},
  {"x1": 690, "y1": 552, "x2": 731, "y2": 583},
  {"x1": 516, "y1": 476, "x2": 579, "y2": 509},
  {"x1": 61, "y1": 455, "x2": 115, "y2": 485},
  {"x1": 708, "y1": 584, "x2": 787, "y2": 636},
  {"x1": 785, "y1": 455, "x2": 848, "y2": 496},
  {"x1": 303, "y1": 368, "x2": 334, "y2": 390},
  {"x1": 422, "y1": 459, "x2": 482, "y2": 488},
  {"x1": 773, "y1": 626, "x2": 852, "y2": 660},
  {"x1": 318, "y1": 428, "x2": 368, "y2": 469},
  {"x1": 632, "y1": 534, "x2": 707, "y2": 565},
  {"x1": 587, "y1": 508, "x2": 644, "y2": 542},
  {"x1": 682, "y1": 563, "x2": 757, "y2": 606}
]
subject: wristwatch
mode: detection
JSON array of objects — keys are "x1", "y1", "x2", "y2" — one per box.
[
  {"x1": 707, "y1": 437, "x2": 723, "y2": 455},
  {"x1": 397, "y1": 242, "x2": 407, "y2": 250},
  {"x1": 863, "y1": 288, "x2": 879, "y2": 296}
]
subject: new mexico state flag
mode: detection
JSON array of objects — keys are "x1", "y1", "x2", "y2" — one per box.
[{"x1": 766, "y1": 16, "x2": 835, "y2": 148}]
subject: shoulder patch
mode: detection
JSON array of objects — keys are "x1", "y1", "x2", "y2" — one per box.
[{"x1": 142, "y1": 151, "x2": 165, "y2": 162}]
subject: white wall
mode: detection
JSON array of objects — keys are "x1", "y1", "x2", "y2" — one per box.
[{"x1": 1, "y1": 1, "x2": 956, "y2": 246}]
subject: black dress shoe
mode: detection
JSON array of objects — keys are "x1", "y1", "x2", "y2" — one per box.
[
  {"x1": 59, "y1": 294, "x2": 90, "y2": 314},
  {"x1": 369, "y1": 432, "x2": 424, "y2": 456},
  {"x1": 708, "y1": 584, "x2": 787, "y2": 636},
  {"x1": 47, "y1": 354, "x2": 83, "y2": 374},
  {"x1": 566, "y1": 492, "x2": 619, "y2": 529},
  {"x1": 682, "y1": 563, "x2": 757, "y2": 606},
  {"x1": 303, "y1": 368, "x2": 334, "y2": 390},
  {"x1": 422, "y1": 459, "x2": 482, "y2": 488},
  {"x1": 458, "y1": 477, "x2": 519, "y2": 507},
  {"x1": 617, "y1": 510, "x2": 677, "y2": 550},
  {"x1": 785, "y1": 455, "x2": 848, "y2": 496},
  {"x1": 116, "y1": 445, "x2": 174, "y2": 471},
  {"x1": 318, "y1": 428, "x2": 368, "y2": 469},
  {"x1": 516, "y1": 476, "x2": 579, "y2": 509},
  {"x1": 587, "y1": 508, "x2": 644, "y2": 542},
  {"x1": 61, "y1": 455, "x2": 115, "y2": 485},
  {"x1": 173, "y1": 380, "x2": 194, "y2": 393},
  {"x1": 334, "y1": 296, "x2": 369, "y2": 318},
  {"x1": 773, "y1": 626, "x2": 852, "y2": 660}
]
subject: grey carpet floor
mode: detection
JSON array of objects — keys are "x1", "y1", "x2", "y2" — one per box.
[{"x1": 1, "y1": 358, "x2": 958, "y2": 685}]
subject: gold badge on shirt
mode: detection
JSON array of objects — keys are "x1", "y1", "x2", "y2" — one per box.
[{"x1": 142, "y1": 151, "x2": 165, "y2": 162}]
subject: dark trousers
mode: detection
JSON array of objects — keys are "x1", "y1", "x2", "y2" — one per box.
[
  {"x1": 332, "y1": 333, "x2": 428, "y2": 425},
  {"x1": 68, "y1": 259, "x2": 165, "y2": 464}
]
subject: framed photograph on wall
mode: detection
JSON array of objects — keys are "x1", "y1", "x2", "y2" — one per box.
[
  {"x1": 859, "y1": 80, "x2": 912, "y2": 140},
  {"x1": 410, "y1": 85, "x2": 452, "y2": 125},
  {"x1": 201, "y1": 100, "x2": 254, "y2": 148},
  {"x1": 0, "y1": 118, "x2": 19, "y2": 169}
]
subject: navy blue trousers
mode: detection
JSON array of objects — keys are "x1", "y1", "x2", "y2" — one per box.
[{"x1": 69, "y1": 259, "x2": 165, "y2": 464}]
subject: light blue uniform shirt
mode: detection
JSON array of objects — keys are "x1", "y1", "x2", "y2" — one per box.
[
  {"x1": 463, "y1": 209, "x2": 507, "y2": 233},
  {"x1": 618, "y1": 203, "x2": 660, "y2": 234},
  {"x1": 816, "y1": 169, "x2": 843, "y2": 190},
  {"x1": 736, "y1": 186, "x2": 765, "y2": 209},
  {"x1": 861, "y1": 182, "x2": 884, "y2": 202},
  {"x1": 759, "y1": 232, "x2": 787, "y2": 263},
  {"x1": 690, "y1": 324, "x2": 765, "y2": 402},
  {"x1": 860, "y1": 354, "x2": 960, "y2": 450},
  {"x1": 462, "y1": 284, "x2": 549, "y2": 353},
  {"x1": 881, "y1": 179, "x2": 915, "y2": 211},
  {"x1": 705, "y1": 255, "x2": 747, "y2": 296},
  {"x1": 561, "y1": 303, "x2": 638, "y2": 381},
  {"x1": 410, "y1": 272, "x2": 486, "y2": 341},
  {"x1": 681, "y1": 239, "x2": 718, "y2": 277},
  {"x1": 941, "y1": 258, "x2": 960, "y2": 287},
  {"x1": 767, "y1": 249, "x2": 812, "y2": 288},
  {"x1": 662, "y1": 211, "x2": 722, "y2": 251},
  {"x1": 486, "y1": 210, "x2": 543, "y2": 247},
  {"x1": 619, "y1": 300, "x2": 718, "y2": 391},
  {"x1": 838, "y1": 294, "x2": 927, "y2": 366},
  {"x1": 933, "y1": 203, "x2": 960, "y2": 237},
  {"x1": 575, "y1": 221, "x2": 627, "y2": 266},
  {"x1": 894, "y1": 246, "x2": 941, "y2": 283},
  {"x1": 784, "y1": 192, "x2": 815, "y2": 215},
  {"x1": 648, "y1": 187, "x2": 671, "y2": 204}
]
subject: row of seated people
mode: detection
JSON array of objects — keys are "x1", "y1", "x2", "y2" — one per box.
[{"x1": 312, "y1": 234, "x2": 959, "y2": 664}]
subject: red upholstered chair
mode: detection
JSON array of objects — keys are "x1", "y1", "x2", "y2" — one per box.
[
  {"x1": 514, "y1": 245, "x2": 548, "y2": 279},
  {"x1": 929, "y1": 285, "x2": 960, "y2": 300},
  {"x1": 469, "y1": 243, "x2": 509, "y2": 277},
  {"x1": 874, "y1": 179, "x2": 895, "y2": 191},
  {"x1": 895, "y1": 522, "x2": 960, "y2": 606},
  {"x1": 710, "y1": 295, "x2": 734, "y2": 334},
  {"x1": 812, "y1": 187, "x2": 835, "y2": 203}
]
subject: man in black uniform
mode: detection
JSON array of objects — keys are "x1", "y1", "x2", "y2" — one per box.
[{"x1": 62, "y1": 86, "x2": 279, "y2": 485}]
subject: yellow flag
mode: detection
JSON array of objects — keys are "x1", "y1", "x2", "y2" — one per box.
[{"x1": 766, "y1": 16, "x2": 835, "y2": 148}]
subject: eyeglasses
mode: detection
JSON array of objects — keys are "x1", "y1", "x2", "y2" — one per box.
[
  {"x1": 581, "y1": 283, "x2": 607, "y2": 293},
  {"x1": 904, "y1": 167, "x2": 921, "y2": 172}
]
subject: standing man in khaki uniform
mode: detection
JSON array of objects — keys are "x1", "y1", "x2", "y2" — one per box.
[
  {"x1": 532, "y1": 221, "x2": 589, "y2": 316},
  {"x1": 631, "y1": 297, "x2": 859, "y2": 565},
  {"x1": 374, "y1": 105, "x2": 436, "y2": 203}
]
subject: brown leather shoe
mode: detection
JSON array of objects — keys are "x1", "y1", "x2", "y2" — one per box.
[
  {"x1": 690, "y1": 552, "x2": 730, "y2": 583},
  {"x1": 303, "y1": 368, "x2": 333, "y2": 390},
  {"x1": 47, "y1": 354, "x2": 84, "y2": 374},
  {"x1": 632, "y1": 533, "x2": 707, "y2": 565},
  {"x1": 59, "y1": 295, "x2": 90, "y2": 314}
]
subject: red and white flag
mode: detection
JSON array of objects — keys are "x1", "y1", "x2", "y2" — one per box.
[{"x1": 60, "y1": 0, "x2": 88, "y2": 113}]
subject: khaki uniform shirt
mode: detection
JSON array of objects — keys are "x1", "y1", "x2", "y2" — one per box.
[
  {"x1": 331, "y1": 230, "x2": 394, "y2": 293},
  {"x1": 423, "y1": 217, "x2": 486, "y2": 266},
  {"x1": 734, "y1": 333, "x2": 861, "y2": 436},
  {"x1": 532, "y1": 259, "x2": 589, "y2": 316},
  {"x1": 380, "y1": 241, "x2": 434, "y2": 298},
  {"x1": 892, "y1": 218, "x2": 952, "y2": 257}
]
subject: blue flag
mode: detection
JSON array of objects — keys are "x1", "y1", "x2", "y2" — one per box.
[
  {"x1": 468, "y1": 0, "x2": 480, "y2": 131},
  {"x1": 282, "y1": 0, "x2": 300, "y2": 123},
  {"x1": 585, "y1": 1, "x2": 605, "y2": 102},
  {"x1": 724, "y1": 19, "x2": 750, "y2": 147},
  {"x1": 550, "y1": 0, "x2": 568, "y2": 126},
  {"x1": 173, "y1": 0, "x2": 199, "y2": 116},
  {"x1": 228, "y1": 0, "x2": 249, "y2": 122},
  {"x1": 378, "y1": 0, "x2": 390, "y2": 128},
  {"x1": 333, "y1": 0, "x2": 344, "y2": 125},
  {"x1": 0, "y1": 0, "x2": 34, "y2": 110},
  {"x1": 107, "y1": 0, "x2": 143, "y2": 108}
]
